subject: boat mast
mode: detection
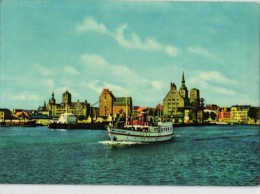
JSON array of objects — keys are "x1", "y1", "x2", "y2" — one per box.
[
  {"x1": 159, "y1": 103, "x2": 161, "y2": 118},
  {"x1": 125, "y1": 93, "x2": 128, "y2": 126}
]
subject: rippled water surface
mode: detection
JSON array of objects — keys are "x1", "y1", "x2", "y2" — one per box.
[{"x1": 0, "y1": 125, "x2": 259, "y2": 185}]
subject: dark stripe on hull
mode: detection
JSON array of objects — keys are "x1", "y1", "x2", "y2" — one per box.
[{"x1": 108, "y1": 131, "x2": 173, "y2": 138}]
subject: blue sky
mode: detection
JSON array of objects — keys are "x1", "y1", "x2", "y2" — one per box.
[{"x1": 0, "y1": 1, "x2": 259, "y2": 109}]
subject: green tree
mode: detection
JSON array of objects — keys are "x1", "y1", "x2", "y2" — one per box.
[
  {"x1": 210, "y1": 112, "x2": 217, "y2": 121},
  {"x1": 148, "y1": 108, "x2": 155, "y2": 117},
  {"x1": 203, "y1": 112, "x2": 209, "y2": 122},
  {"x1": 248, "y1": 107, "x2": 257, "y2": 123}
]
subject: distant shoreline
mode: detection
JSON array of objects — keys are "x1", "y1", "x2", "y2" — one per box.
[
  {"x1": 173, "y1": 123, "x2": 260, "y2": 127},
  {"x1": 1, "y1": 121, "x2": 259, "y2": 130}
]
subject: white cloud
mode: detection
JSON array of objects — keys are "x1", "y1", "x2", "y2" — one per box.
[
  {"x1": 77, "y1": 17, "x2": 179, "y2": 57},
  {"x1": 82, "y1": 80, "x2": 128, "y2": 99},
  {"x1": 210, "y1": 85, "x2": 236, "y2": 95},
  {"x1": 80, "y1": 54, "x2": 166, "y2": 104},
  {"x1": 81, "y1": 54, "x2": 109, "y2": 70},
  {"x1": 164, "y1": 45, "x2": 178, "y2": 57},
  {"x1": 34, "y1": 64, "x2": 51, "y2": 76},
  {"x1": 114, "y1": 24, "x2": 178, "y2": 56},
  {"x1": 80, "y1": 53, "x2": 138, "y2": 81},
  {"x1": 151, "y1": 80, "x2": 164, "y2": 90},
  {"x1": 81, "y1": 54, "x2": 139, "y2": 91},
  {"x1": 81, "y1": 54, "x2": 165, "y2": 90},
  {"x1": 111, "y1": 65, "x2": 137, "y2": 79},
  {"x1": 114, "y1": 24, "x2": 163, "y2": 51},
  {"x1": 187, "y1": 46, "x2": 217, "y2": 61},
  {"x1": 198, "y1": 71, "x2": 238, "y2": 86},
  {"x1": 76, "y1": 17, "x2": 108, "y2": 33},
  {"x1": 189, "y1": 71, "x2": 238, "y2": 98},
  {"x1": 114, "y1": 24, "x2": 137, "y2": 49},
  {"x1": 46, "y1": 79, "x2": 55, "y2": 89},
  {"x1": 10, "y1": 93, "x2": 40, "y2": 101},
  {"x1": 145, "y1": 38, "x2": 163, "y2": 51},
  {"x1": 102, "y1": 82, "x2": 126, "y2": 96},
  {"x1": 82, "y1": 80, "x2": 103, "y2": 94},
  {"x1": 64, "y1": 66, "x2": 80, "y2": 75}
]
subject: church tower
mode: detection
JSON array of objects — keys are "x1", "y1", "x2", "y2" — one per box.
[
  {"x1": 62, "y1": 90, "x2": 72, "y2": 105},
  {"x1": 48, "y1": 92, "x2": 57, "y2": 117},
  {"x1": 49, "y1": 92, "x2": 56, "y2": 105},
  {"x1": 179, "y1": 72, "x2": 188, "y2": 100},
  {"x1": 190, "y1": 88, "x2": 200, "y2": 104}
]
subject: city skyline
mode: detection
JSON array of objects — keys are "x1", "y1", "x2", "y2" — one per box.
[{"x1": 1, "y1": 1, "x2": 259, "y2": 109}]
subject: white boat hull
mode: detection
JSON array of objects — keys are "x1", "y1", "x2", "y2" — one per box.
[
  {"x1": 107, "y1": 123, "x2": 174, "y2": 143},
  {"x1": 216, "y1": 122, "x2": 228, "y2": 125}
]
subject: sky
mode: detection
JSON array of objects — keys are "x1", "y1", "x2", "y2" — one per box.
[{"x1": 0, "y1": 1, "x2": 259, "y2": 110}]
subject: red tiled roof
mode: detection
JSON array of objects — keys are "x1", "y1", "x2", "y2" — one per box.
[
  {"x1": 15, "y1": 112, "x2": 23, "y2": 117},
  {"x1": 15, "y1": 111, "x2": 30, "y2": 118},
  {"x1": 137, "y1": 107, "x2": 147, "y2": 112}
]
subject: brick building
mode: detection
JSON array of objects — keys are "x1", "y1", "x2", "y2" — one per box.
[
  {"x1": 218, "y1": 107, "x2": 231, "y2": 123},
  {"x1": 99, "y1": 89, "x2": 133, "y2": 117}
]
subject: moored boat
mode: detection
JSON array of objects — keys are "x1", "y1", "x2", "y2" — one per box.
[
  {"x1": 215, "y1": 121, "x2": 228, "y2": 125},
  {"x1": 48, "y1": 113, "x2": 110, "y2": 130},
  {"x1": 53, "y1": 113, "x2": 77, "y2": 124},
  {"x1": 0, "y1": 120, "x2": 37, "y2": 127},
  {"x1": 48, "y1": 122, "x2": 110, "y2": 130},
  {"x1": 0, "y1": 121, "x2": 6, "y2": 126}
]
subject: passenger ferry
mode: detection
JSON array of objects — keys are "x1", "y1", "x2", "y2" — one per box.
[
  {"x1": 107, "y1": 121, "x2": 174, "y2": 143},
  {"x1": 107, "y1": 97, "x2": 174, "y2": 143}
]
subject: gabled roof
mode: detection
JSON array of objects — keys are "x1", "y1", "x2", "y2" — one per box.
[
  {"x1": 15, "y1": 111, "x2": 30, "y2": 118},
  {"x1": 137, "y1": 107, "x2": 148, "y2": 112},
  {"x1": 163, "y1": 85, "x2": 183, "y2": 101},
  {"x1": 114, "y1": 97, "x2": 132, "y2": 106},
  {"x1": 101, "y1": 89, "x2": 115, "y2": 98}
]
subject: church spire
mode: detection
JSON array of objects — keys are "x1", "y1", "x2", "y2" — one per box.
[
  {"x1": 182, "y1": 71, "x2": 185, "y2": 86},
  {"x1": 179, "y1": 71, "x2": 188, "y2": 102}
]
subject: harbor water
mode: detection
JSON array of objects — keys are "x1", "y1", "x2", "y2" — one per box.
[{"x1": 0, "y1": 125, "x2": 259, "y2": 185}]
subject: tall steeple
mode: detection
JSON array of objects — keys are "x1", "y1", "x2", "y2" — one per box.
[
  {"x1": 182, "y1": 71, "x2": 185, "y2": 87},
  {"x1": 179, "y1": 72, "x2": 188, "y2": 102}
]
